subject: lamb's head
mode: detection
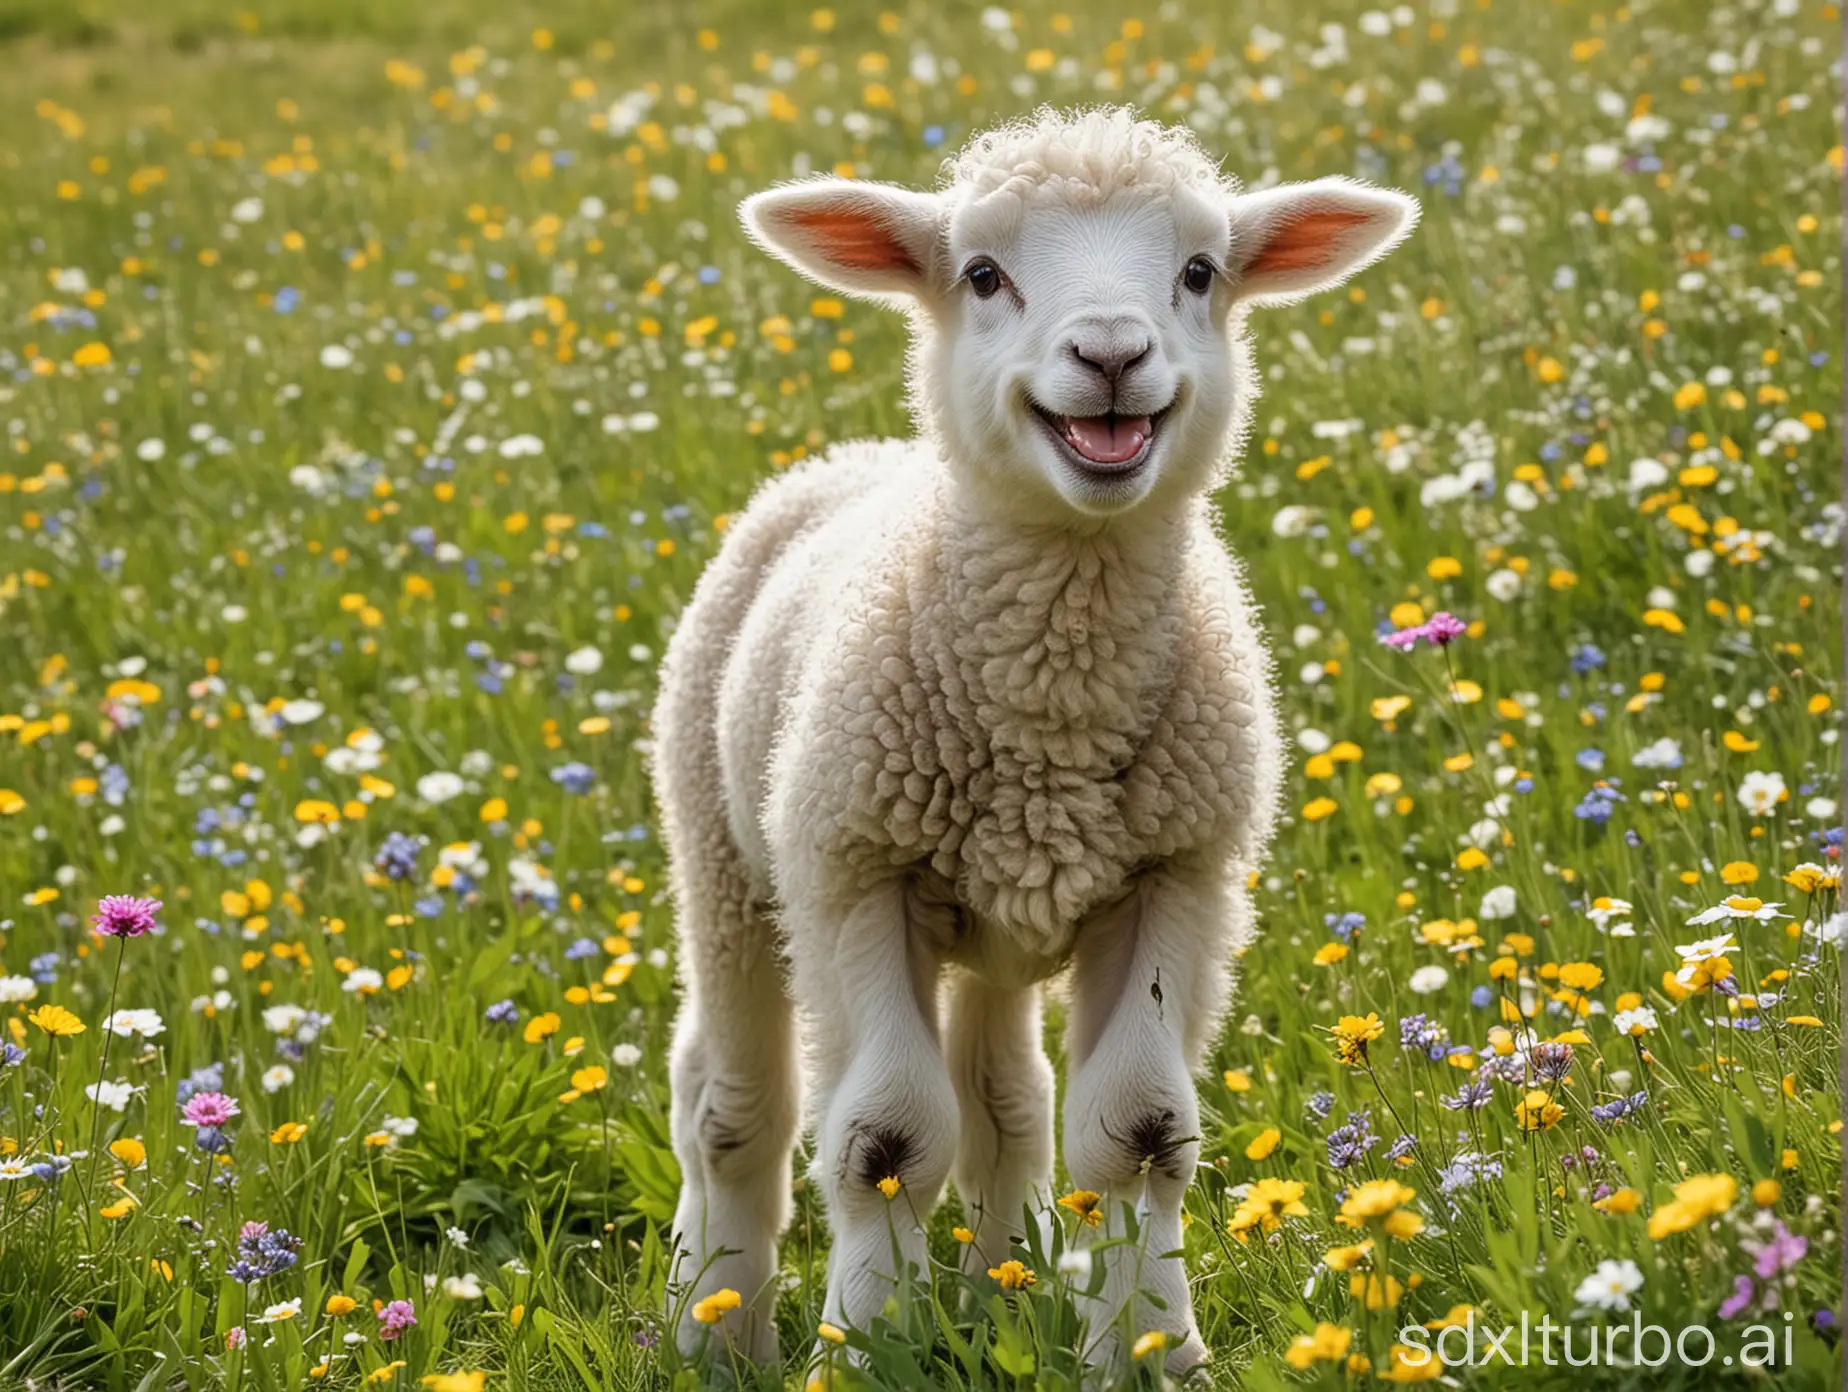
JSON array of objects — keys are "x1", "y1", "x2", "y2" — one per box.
[{"x1": 743, "y1": 107, "x2": 1417, "y2": 521}]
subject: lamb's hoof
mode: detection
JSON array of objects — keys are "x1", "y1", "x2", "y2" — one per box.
[{"x1": 1166, "y1": 1330, "x2": 1209, "y2": 1379}]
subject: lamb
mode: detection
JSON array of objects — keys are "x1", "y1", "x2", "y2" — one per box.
[{"x1": 652, "y1": 106, "x2": 1417, "y2": 1374}]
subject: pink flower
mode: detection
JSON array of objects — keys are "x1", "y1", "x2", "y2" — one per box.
[
  {"x1": 180, "y1": 1091, "x2": 240, "y2": 1128},
  {"x1": 1381, "y1": 626, "x2": 1424, "y2": 650},
  {"x1": 92, "y1": 895, "x2": 162, "y2": 939},
  {"x1": 1422, "y1": 611, "x2": 1467, "y2": 645},
  {"x1": 378, "y1": 1299, "x2": 417, "y2": 1340}
]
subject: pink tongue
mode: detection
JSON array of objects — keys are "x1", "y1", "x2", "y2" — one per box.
[{"x1": 1065, "y1": 415, "x2": 1151, "y2": 465}]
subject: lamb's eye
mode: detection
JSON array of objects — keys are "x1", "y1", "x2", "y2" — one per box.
[
  {"x1": 965, "y1": 259, "x2": 1002, "y2": 299},
  {"x1": 1182, "y1": 257, "x2": 1216, "y2": 295}
]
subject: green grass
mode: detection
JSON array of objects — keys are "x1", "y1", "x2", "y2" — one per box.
[{"x1": 0, "y1": 0, "x2": 1841, "y2": 1387}]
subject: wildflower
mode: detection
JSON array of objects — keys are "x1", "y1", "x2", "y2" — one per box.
[
  {"x1": 109, "y1": 1137, "x2": 147, "y2": 1168},
  {"x1": 1647, "y1": 1173, "x2": 1738, "y2": 1239},
  {"x1": 1437, "y1": 1151, "x2": 1502, "y2": 1196},
  {"x1": 874, "y1": 1175, "x2": 900, "y2": 1199},
  {"x1": 1746, "y1": 1221, "x2": 1807, "y2": 1278},
  {"x1": 485, "y1": 1000, "x2": 519, "y2": 1025},
  {"x1": 325, "y1": 1295, "x2": 359, "y2": 1317},
  {"x1": 1514, "y1": 1090, "x2": 1563, "y2": 1130},
  {"x1": 1736, "y1": 771, "x2": 1787, "y2": 816},
  {"x1": 988, "y1": 1260, "x2": 1036, "y2": 1289},
  {"x1": 442, "y1": 1274, "x2": 484, "y2": 1301},
  {"x1": 1718, "y1": 1275, "x2": 1757, "y2": 1320},
  {"x1": 1283, "y1": 1323, "x2": 1353, "y2": 1369},
  {"x1": 181, "y1": 1092, "x2": 240, "y2": 1128},
  {"x1": 92, "y1": 895, "x2": 162, "y2": 938},
  {"x1": 1228, "y1": 1177, "x2": 1309, "y2": 1236},
  {"x1": 1057, "y1": 1189, "x2": 1103, "y2": 1226},
  {"x1": 1529, "y1": 1041, "x2": 1574, "y2": 1084},
  {"x1": 523, "y1": 1012, "x2": 561, "y2": 1044},
  {"x1": 1590, "y1": 1091, "x2": 1649, "y2": 1124},
  {"x1": 257, "y1": 1299, "x2": 302, "y2": 1324},
  {"x1": 1130, "y1": 1331, "x2": 1166, "y2": 1360},
  {"x1": 1573, "y1": 1259, "x2": 1643, "y2": 1312},
  {"x1": 420, "y1": 1376, "x2": 488, "y2": 1392},
  {"x1": 378, "y1": 1299, "x2": 418, "y2": 1340},
  {"x1": 1328, "y1": 1012, "x2": 1384, "y2": 1065},
  {"x1": 374, "y1": 832, "x2": 424, "y2": 881},
  {"x1": 817, "y1": 1322, "x2": 847, "y2": 1345},
  {"x1": 1337, "y1": 1179, "x2": 1421, "y2": 1238},
  {"x1": 1379, "y1": 1342, "x2": 1443, "y2": 1381},
  {"x1": 1326, "y1": 1111, "x2": 1378, "y2": 1170},
  {"x1": 228, "y1": 1222, "x2": 302, "y2": 1282},
  {"x1": 1686, "y1": 897, "x2": 1785, "y2": 926},
  {"x1": 1612, "y1": 1006, "x2": 1657, "y2": 1036},
  {"x1": 103, "y1": 1008, "x2": 165, "y2": 1038},
  {"x1": 27, "y1": 1004, "x2": 84, "y2": 1036}
]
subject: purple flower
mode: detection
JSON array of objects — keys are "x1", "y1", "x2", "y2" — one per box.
[
  {"x1": 92, "y1": 895, "x2": 161, "y2": 939},
  {"x1": 1718, "y1": 1275, "x2": 1755, "y2": 1320},
  {"x1": 228, "y1": 1222, "x2": 301, "y2": 1282},
  {"x1": 180, "y1": 1091, "x2": 240, "y2": 1128},
  {"x1": 1529, "y1": 1041, "x2": 1574, "y2": 1085},
  {"x1": 379, "y1": 1299, "x2": 417, "y2": 1341},
  {"x1": 374, "y1": 832, "x2": 423, "y2": 882},
  {"x1": 485, "y1": 999, "x2": 519, "y2": 1025},
  {"x1": 1382, "y1": 625, "x2": 1424, "y2": 650},
  {"x1": 1748, "y1": 1221, "x2": 1808, "y2": 1280},
  {"x1": 1423, "y1": 612, "x2": 1467, "y2": 645},
  {"x1": 1441, "y1": 1078, "x2": 1493, "y2": 1111}
]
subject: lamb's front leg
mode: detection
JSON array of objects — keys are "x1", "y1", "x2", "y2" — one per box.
[
  {"x1": 805, "y1": 880, "x2": 960, "y2": 1336},
  {"x1": 1063, "y1": 868, "x2": 1246, "y2": 1376}
]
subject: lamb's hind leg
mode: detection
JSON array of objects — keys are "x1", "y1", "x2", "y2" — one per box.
[
  {"x1": 667, "y1": 858, "x2": 798, "y2": 1362},
  {"x1": 1062, "y1": 870, "x2": 1245, "y2": 1376},
  {"x1": 945, "y1": 976, "x2": 1054, "y2": 1274}
]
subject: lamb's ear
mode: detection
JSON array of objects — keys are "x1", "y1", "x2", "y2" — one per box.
[
  {"x1": 1227, "y1": 178, "x2": 1418, "y2": 307},
  {"x1": 741, "y1": 178, "x2": 944, "y2": 303}
]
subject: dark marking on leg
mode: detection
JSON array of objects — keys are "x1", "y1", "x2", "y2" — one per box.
[
  {"x1": 847, "y1": 1122, "x2": 917, "y2": 1189},
  {"x1": 1150, "y1": 968, "x2": 1164, "y2": 1018},
  {"x1": 1105, "y1": 1109, "x2": 1198, "y2": 1182}
]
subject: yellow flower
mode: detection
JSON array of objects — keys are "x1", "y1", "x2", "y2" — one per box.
[
  {"x1": 1314, "y1": 942, "x2": 1349, "y2": 966},
  {"x1": 270, "y1": 1121, "x2": 310, "y2": 1144},
  {"x1": 1515, "y1": 1089, "x2": 1563, "y2": 1131},
  {"x1": 1131, "y1": 1330, "x2": 1166, "y2": 1360},
  {"x1": 1557, "y1": 962, "x2": 1603, "y2": 992},
  {"x1": 1350, "y1": 1271, "x2": 1404, "y2": 1309},
  {"x1": 1322, "y1": 1240, "x2": 1373, "y2": 1271},
  {"x1": 523, "y1": 1012, "x2": 561, "y2": 1044},
  {"x1": 325, "y1": 1294, "x2": 359, "y2": 1316},
  {"x1": 570, "y1": 1066, "x2": 607, "y2": 1094},
  {"x1": 1752, "y1": 1179, "x2": 1781, "y2": 1207},
  {"x1": 1380, "y1": 1342, "x2": 1443, "y2": 1382},
  {"x1": 1244, "y1": 1127, "x2": 1281, "y2": 1161},
  {"x1": 1336, "y1": 1179, "x2": 1418, "y2": 1229},
  {"x1": 951, "y1": 1226, "x2": 975, "y2": 1244},
  {"x1": 875, "y1": 1175, "x2": 900, "y2": 1199},
  {"x1": 1057, "y1": 1189, "x2": 1103, "y2": 1226},
  {"x1": 987, "y1": 1259, "x2": 1036, "y2": 1290},
  {"x1": 1720, "y1": 861, "x2": 1759, "y2": 885},
  {"x1": 293, "y1": 799, "x2": 340, "y2": 825},
  {"x1": 28, "y1": 1004, "x2": 84, "y2": 1037},
  {"x1": 1648, "y1": 1173, "x2": 1737, "y2": 1239},
  {"x1": 367, "y1": 1364, "x2": 407, "y2": 1385},
  {"x1": 1284, "y1": 1322, "x2": 1352, "y2": 1369},
  {"x1": 1302, "y1": 796, "x2": 1338, "y2": 822},
  {"x1": 691, "y1": 1288, "x2": 742, "y2": 1323},
  {"x1": 109, "y1": 1137, "x2": 146, "y2": 1168},
  {"x1": 99, "y1": 1196, "x2": 137, "y2": 1219},
  {"x1": 1327, "y1": 1013, "x2": 1384, "y2": 1066},
  {"x1": 1228, "y1": 1178, "x2": 1309, "y2": 1236},
  {"x1": 420, "y1": 1375, "x2": 488, "y2": 1392},
  {"x1": 817, "y1": 1322, "x2": 846, "y2": 1345},
  {"x1": 1594, "y1": 1187, "x2": 1641, "y2": 1215}
]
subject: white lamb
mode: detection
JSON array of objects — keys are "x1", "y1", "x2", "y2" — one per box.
[{"x1": 653, "y1": 106, "x2": 1416, "y2": 1373}]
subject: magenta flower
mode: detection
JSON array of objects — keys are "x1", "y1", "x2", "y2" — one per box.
[
  {"x1": 1718, "y1": 1275, "x2": 1755, "y2": 1320},
  {"x1": 1422, "y1": 611, "x2": 1468, "y2": 645},
  {"x1": 1748, "y1": 1221, "x2": 1808, "y2": 1279},
  {"x1": 92, "y1": 895, "x2": 162, "y2": 939},
  {"x1": 378, "y1": 1299, "x2": 417, "y2": 1341},
  {"x1": 1382, "y1": 625, "x2": 1424, "y2": 650},
  {"x1": 180, "y1": 1091, "x2": 240, "y2": 1128}
]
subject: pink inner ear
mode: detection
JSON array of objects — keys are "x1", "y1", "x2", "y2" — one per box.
[
  {"x1": 1248, "y1": 209, "x2": 1371, "y2": 274},
  {"x1": 788, "y1": 206, "x2": 920, "y2": 275}
]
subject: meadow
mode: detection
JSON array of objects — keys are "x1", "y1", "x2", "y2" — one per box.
[{"x1": 0, "y1": 0, "x2": 1842, "y2": 1387}]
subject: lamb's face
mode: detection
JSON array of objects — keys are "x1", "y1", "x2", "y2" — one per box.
[
  {"x1": 927, "y1": 187, "x2": 1240, "y2": 517},
  {"x1": 741, "y1": 114, "x2": 1417, "y2": 523}
]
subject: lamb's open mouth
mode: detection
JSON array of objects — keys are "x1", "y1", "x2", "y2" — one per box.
[{"x1": 1029, "y1": 400, "x2": 1172, "y2": 478}]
